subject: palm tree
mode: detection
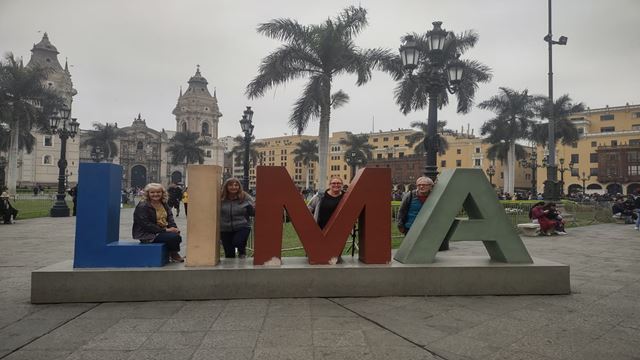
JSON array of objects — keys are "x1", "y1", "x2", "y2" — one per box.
[
  {"x1": 479, "y1": 87, "x2": 542, "y2": 194},
  {"x1": 82, "y1": 122, "x2": 120, "y2": 161},
  {"x1": 230, "y1": 135, "x2": 264, "y2": 168},
  {"x1": 291, "y1": 139, "x2": 318, "y2": 190},
  {"x1": 531, "y1": 94, "x2": 586, "y2": 146},
  {"x1": 0, "y1": 53, "x2": 63, "y2": 194},
  {"x1": 405, "y1": 120, "x2": 450, "y2": 156},
  {"x1": 246, "y1": 6, "x2": 398, "y2": 190},
  {"x1": 339, "y1": 133, "x2": 374, "y2": 179},
  {"x1": 166, "y1": 131, "x2": 211, "y2": 184}
]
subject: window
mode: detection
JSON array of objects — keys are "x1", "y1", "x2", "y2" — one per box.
[
  {"x1": 590, "y1": 153, "x2": 598, "y2": 163},
  {"x1": 43, "y1": 135, "x2": 53, "y2": 147},
  {"x1": 525, "y1": 174, "x2": 531, "y2": 180},
  {"x1": 577, "y1": 128, "x2": 584, "y2": 134},
  {"x1": 441, "y1": 160, "x2": 446, "y2": 167},
  {"x1": 591, "y1": 141, "x2": 597, "y2": 147},
  {"x1": 387, "y1": 153, "x2": 393, "y2": 159},
  {"x1": 630, "y1": 139, "x2": 640, "y2": 146},
  {"x1": 43, "y1": 155, "x2": 52, "y2": 165},
  {"x1": 343, "y1": 165, "x2": 347, "y2": 171},
  {"x1": 474, "y1": 159, "x2": 481, "y2": 166},
  {"x1": 571, "y1": 142, "x2": 578, "y2": 148},
  {"x1": 475, "y1": 147, "x2": 480, "y2": 154},
  {"x1": 456, "y1": 160, "x2": 462, "y2": 167},
  {"x1": 393, "y1": 136, "x2": 399, "y2": 140},
  {"x1": 628, "y1": 151, "x2": 640, "y2": 162},
  {"x1": 633, "y1": 124, "x2": 640, "y2": 131},
  {"x1": 590, "y1": 168, "x2": 599, "y2": 176},
  {"x1": 137, "y1": 141, "x2": 144, "y2": 150},
  {"x1": 600, "y1": 126, "x2": 615, "y2": 132},
  {"x1": 456, "y1": 149, "x2": 461, "y2": 155},
  {"x1": 611, "y1": 140, "x2": 618, "y2": 146},
  {"x1": 383, "y1": 137, "x2": 388, "y2": 141},
  {"x1": 181, "y1": 122, "x2": 187, "y2": 132},
  {"x1": 201, "y1": 122, "x2": 210, "y2": 136},
  {"x1": 500, "y1": 172, "x2": 504, "y2": 179},
  {"x1": 629, "y1": 165, "x2": 640, "y2": 176},
  {"x1": 633, "y1": 112, "x2": 640, "y2": 118},
  {"x1": 600, "y1": 114, "x2": 614, "y2": 121},
  {"x1": 373, "y1": 138, "x2": 378, "y2": 142},
  {"x1": 398, "y1": 152, "x2": 404, "y2": 158},
  {"x1": 570, "y1": 154, "x2": 579, "y2": 164},
  {"x1": 377, "y1": 154, "x2": 382, "y2": 159},
  {"x1": 570, "y1": 168, "x2": 578, "y2": 176}
]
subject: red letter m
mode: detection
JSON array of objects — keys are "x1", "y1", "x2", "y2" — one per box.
[{"x1": 254, "y1": 166, "x2": 391, "y2": 265}]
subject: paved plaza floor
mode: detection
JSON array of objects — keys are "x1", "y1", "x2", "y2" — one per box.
[{"x1": 0, "y1": 208, "x2": 639, "y2": 360}]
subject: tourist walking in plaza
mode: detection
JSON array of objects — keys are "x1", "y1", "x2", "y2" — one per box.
[
  {"x1": 220, "y1": 178, "x2": 255, "y2": 259},
  {"x1": 307, "y1": 176, "x2": 346, "y2": 229},
  {"x1": 182, "y1": 187, "x2": 189, "y2": 217},
  {"x1": 167, "y1": 182, "x2": 183, "y2": 217},
  {"x1": 132, "y1": 183, "x2": 184, "y2": 262},
  {"x1": 396, "y1": 176, "x2": 434, "y2": 235}
]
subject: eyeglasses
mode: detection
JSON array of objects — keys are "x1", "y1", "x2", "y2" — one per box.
[
  {"x1": 416, "y1": 183, "x2": 432, "y2": 186},
  {"x1": 330, "y1": 182, "x2": 343, "y2": 185}
]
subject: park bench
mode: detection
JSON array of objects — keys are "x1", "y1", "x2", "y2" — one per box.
[{"x1": 517, "y1": 223, "x2": 540, "y2": 236}]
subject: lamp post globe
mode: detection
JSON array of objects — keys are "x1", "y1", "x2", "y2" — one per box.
[{"x1": 49, "y1": 105, "x2": 78, "y2": 217}]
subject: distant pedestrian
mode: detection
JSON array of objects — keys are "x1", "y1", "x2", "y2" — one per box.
[
  {"x1": 0, "y1": 192, "x2": 18, "y2": 224},
  {"x1": 167, "y1": 183, "x2": 183, "y2": 217},
  {"x1": 68, "y1": 185, "x2": 78, "y2": 216},
  {"x1": 182, "y1": 187, "x2": 188, "y2": 217}
]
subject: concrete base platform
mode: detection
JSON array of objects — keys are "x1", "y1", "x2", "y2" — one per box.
[{"x1": 31, "y1": 256, "x2": 570, "y2": 303}]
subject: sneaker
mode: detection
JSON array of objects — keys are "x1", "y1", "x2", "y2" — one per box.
[
  {"x1": 634, "y1": 226, "x2": 639, "y2": 230},
  {"x1": 556, "y1": 231, "x2": 567, "y2": 235}
]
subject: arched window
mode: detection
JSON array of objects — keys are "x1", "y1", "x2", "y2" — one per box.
[
  {"x1": 137, "y1": 141, "x2": 143, "y2": 150},
  {"x1": 202, "y1": 122, "x2": 210, "y2": 136},
  {"x1": 43, "y1": 155, "x2": 52, "y2": 165},
  {"x1": 181, "y1": 122, "x2": 187, "y2": 132}
]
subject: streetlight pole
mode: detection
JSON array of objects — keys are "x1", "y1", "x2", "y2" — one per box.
[
  {"x1": 49, "y1": 105, "x2": 79, "y2": 217},
  {"x1": 485, "y1": 165, "x2": 496, "y2": 187},
  {"x1": 520, "y1": 150, "x2": 545, "y2": 198},
  {"x1": 399, "y1": 23, "x2": 464, "y2": 182},
  {"x1": 557, "y1": 158, "x2": 568, "y2": 196},
  {"x1": 239, "y1": 106, "x2": 254, "y2": 191},
  {"x1": 543, "y1": 0, "x2": 568, "y2": 201}
]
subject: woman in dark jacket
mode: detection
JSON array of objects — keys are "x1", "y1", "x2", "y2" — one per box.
[
  {"x1": 220, "y1": 178, "x2": 255, "y2": 259},
  {"x1": 132, "y1": 183, "x2": 184, "y2": 262}
]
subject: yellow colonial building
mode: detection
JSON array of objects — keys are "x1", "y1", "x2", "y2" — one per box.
[{"x1": 536, "y1": 103, "x2": 640, "y2": 195}]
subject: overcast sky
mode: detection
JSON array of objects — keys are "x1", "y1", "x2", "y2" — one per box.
[{"x1": 1, "y1": 0, "x2": 639, "y2": 141}]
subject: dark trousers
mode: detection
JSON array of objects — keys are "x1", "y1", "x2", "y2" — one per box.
[
  {"x1": 221, "y1": 228, "x2": 251, "y2": 258},
  {"x1": 153, "y1": 232, "x2": 182, "y2": 252},
  {"x1": 184, "y1": 203, "x2": 188, "y2": 217},
  {"x1": 2, "y1": 208, "x2": 18, "y2": 224}
]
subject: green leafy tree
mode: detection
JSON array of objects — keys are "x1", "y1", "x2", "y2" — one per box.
[
  {"x1": 405, "y1": 120, "x2": 450, "y2": 155},
  {"x1": 479, "y1": 87, "x2": 542, "y2": 194},
  {"x1": 291, "y1": 139, "x2": 318, "y2": 190},
  {"x1": 82, "y1": 122, "x2": 120, "y2": 161},
  {"x1": 339, "y1": 133, "x2": 374, "y2": 179},
  {"x1": 166, "y1": 131, "x2": 211, "y2": 183},
  {"x1": 531, "y1": 94, "x2": 585, "y2": 146},
  {"x1": 246, "y1": 6, "x2": 397, "y2": 190},
  {"x1": 0, "y1": 53, "x2": 63, "y2": 194}
]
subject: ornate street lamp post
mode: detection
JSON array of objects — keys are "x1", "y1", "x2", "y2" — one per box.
[
  {"x1": 543, "y1": 0, "x2": 568, "y2": 201},
  {"x1": 568, "y1": 162, "x2": 590, "y2": 198},
  {"x1": 239, "y1": 106, "x2": 254, "y2": 191},
  {"x1": 557, "y1": 158, "x2": 568, "y2": 196},
  {"x1": 520, "y1": 150, "x2": 546, "y2": 198},
  {"x1": 399, "y1": 23, "x2": 464, "y2": 182},
  {"x1": 49, "y1": 105, "x2": 79, "y2": 217},
  {"x1": 485, "y1": 165, "x2": 496, "y2": 187},
  {"x1": 90, "y1": 146, "x2": 104, "y2": 163}
]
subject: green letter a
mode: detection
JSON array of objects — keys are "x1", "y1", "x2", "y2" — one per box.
[{"x1": 394, "y1": 169, "x2": 533, "y2": 264}]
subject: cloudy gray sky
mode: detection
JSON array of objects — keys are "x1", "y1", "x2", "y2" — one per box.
[{"x1": 1, "y1": 0, "x2": 639, "y2": 140}]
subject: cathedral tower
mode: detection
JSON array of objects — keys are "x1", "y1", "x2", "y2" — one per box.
[{"x1": 172, "y1": 66, "x2": 224, "y2": 166}]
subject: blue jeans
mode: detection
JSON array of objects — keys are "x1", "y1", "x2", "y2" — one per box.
[
  {"x1": 221, "y1": 228, "x2": 251, "y2": 258},
  {"x1": 153, "y1": 231, "x2": 182, "y2": 252}
]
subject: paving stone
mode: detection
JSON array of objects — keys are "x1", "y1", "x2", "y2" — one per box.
[
  {"x1": 138, "y1": 331, "x2": 205, "y2": 350},
  {"x1": 369, "y1": 346, "x2": 441, "y2": 360},
  {"x1": 314, "y1": 346, "x2": 373, "y2": 360},
  {"x1": 257, "y1": 329, "x2": 312, "y2": 347},
  {"x1": 65, "y1": 350, "x2": 133, "y2": 360},
  {"x1": 157, "y1": 318, "x2": 213, "y2": 332},
  {"x1": 0, "y1": 318, "x2": 66, "y2": 351},
  {"x1": 81, "y1": 333, "x2": 149, "y2": 351},
  {"x1": 105, "y1": 319, "x2": 166, "y2": 333},
  {"x1": 262, "y1": 315, "x2": 312, "y2": 330},
  {"x1": 199, "y1": 330, "x2": 259, "y2": 348},
  {"x1": 210, "y1": 316, "x2": 263, "y2": 331},
  {"x1": 124, "y1": 349, "x2": 194, "y2": 360},
  {"x1": 1, "y1": 350, "x2": 71, "y2": 360},
  {"x1": 429, "y1": 334, "x2": 500, "y2": 359},
  {"x1": 23, "y1": 330, "x2": 98, "y2": 350},
  {"x1": 313, "y1": 329, "x2": 366, "y2": 347},
  {"x1": 253, "y1": 346, "x2": 313, "y2": 360}
]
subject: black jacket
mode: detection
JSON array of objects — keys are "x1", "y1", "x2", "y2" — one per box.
[{"x1": 132, "y1": 201, "x2": 176, "y2": 241}]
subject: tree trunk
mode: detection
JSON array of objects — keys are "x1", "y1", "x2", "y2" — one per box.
[
  {"x1": 7, "y1": 122, "x2": 19, "y2": 195},
  {"x1": 184, "y1": 161, "x2": 189, "y2": 186},
  {"x1": 506, "y1": 142, "x2": 516, "y2": 195},
  {"x1": 317, "y1": 77, "x2": 331, "y2": 191},
  {"x1": 305, "y1": 163, "x2": 310, "y2": 190}
]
